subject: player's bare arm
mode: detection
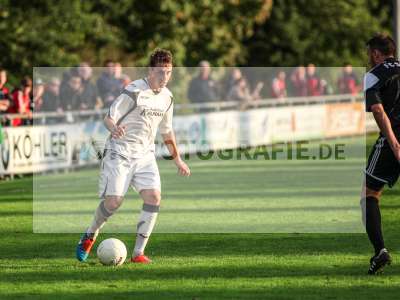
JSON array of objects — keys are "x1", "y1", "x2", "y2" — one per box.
[
  {"x1": 162, "y1": 130, "x2": 191, "y2": 177},
  {"x1": 104, "y1": 115, "x2": 126, "y2": 139},
  {"x1": 370, "y1": 103, "x2": 400, "y2": 161}
]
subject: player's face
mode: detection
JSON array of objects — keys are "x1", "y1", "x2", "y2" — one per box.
[
  {"x1": 149, "y1": 64, "x2": 172, "y2": 90},
  {"x1": 367, "y1": 47, "x2": 384, "y2": 67}
]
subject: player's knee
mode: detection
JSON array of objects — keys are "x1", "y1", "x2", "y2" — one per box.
[
  {"x1": 104, "y1": 196, "x2": 124, "y2": 211},
  {"x1": 141, "y1": 189, "x2": 161, "y2": 205},
  {"x1": 365, "y1": 187, "x2": 382, "y2": 201}
]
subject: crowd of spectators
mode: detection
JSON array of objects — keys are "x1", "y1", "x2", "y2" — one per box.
[
  {"x1": 0, "y1": 70, "x2": 33, "y2": 126},
  {"x1": 0, "y1": 61, "x2": 362, "y2": 126},
  {"x1": 188, "y1": 62, "x2": 362, "y2": 110},
  {"x1": 0, "y1": 61, "x2": 131, "y2": 126}
]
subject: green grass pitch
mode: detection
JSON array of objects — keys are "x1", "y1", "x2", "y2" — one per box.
[{"x1": 1, "y1": 134, "x2": 399, "y2": 299}]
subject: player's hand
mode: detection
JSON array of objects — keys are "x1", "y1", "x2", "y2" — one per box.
[
  {"x1": 175, "y1": 159, "x2": 191, "y2": 177},
  {"x1": 111, "y1": 125, "x2": 126, "y2": 139}
]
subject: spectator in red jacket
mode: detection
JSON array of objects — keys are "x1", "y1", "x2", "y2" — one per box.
[
  {"x1": 8, "y1": 77, "x2": 32, "y2": 126},
  {"x1": 338, "y1": 63, "x2": 361, "y2": 95},
  {"x1": 271, "y1": 70, "x2": 287, "y2": 99},
  {"x1": 306, "y1": 64, "x2": 323, "y2": 96}
]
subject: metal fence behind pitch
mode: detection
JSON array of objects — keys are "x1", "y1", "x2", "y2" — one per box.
[{"x1": 1, "y1": 93, "x2": 364, "y2": 126}]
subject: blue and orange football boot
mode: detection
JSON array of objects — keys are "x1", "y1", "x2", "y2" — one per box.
[{"x1": 76, "y1": 232, "x2": 96, "y2": 262}]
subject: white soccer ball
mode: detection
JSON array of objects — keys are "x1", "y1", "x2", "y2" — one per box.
[{"x1": 97, "y1": 238, "x2": 127, "y2": 266}]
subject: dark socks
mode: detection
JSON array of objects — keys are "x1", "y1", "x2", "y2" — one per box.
[{"x1": 365, "y1": 196, "x2": 385, "y2": 255}]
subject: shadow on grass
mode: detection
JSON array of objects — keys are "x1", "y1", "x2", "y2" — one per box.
[
  {"x1": 1, "y1": 233, "x2": 374, "y2": 260},
  {"x1": 1, "y1": 270, "x2": 400, "y2": 300},
  {"x1": 0, "y1": 211, "x2": 32, "y2": 217},
  {"x1": 2, "y1": 262, "x2": 399, "y2": 283}
]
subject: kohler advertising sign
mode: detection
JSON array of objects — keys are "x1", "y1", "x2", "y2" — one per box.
[{"x1": 0, "y1": 125, "x2": 73, "y2": 174}]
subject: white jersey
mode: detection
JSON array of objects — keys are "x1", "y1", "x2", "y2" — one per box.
[{"x1": 104, "y1": 78, "x2": 173, "y2": 158}]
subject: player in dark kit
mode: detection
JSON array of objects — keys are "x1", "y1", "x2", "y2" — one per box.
[{"x1": 362, "y1": 34, "x2": 400, "y2": 274}]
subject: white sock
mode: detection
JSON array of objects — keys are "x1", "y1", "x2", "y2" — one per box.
[
  {"x1": 87, "y1": 200, "x2": 115, "y2": 239},
  {"x1": 133, "y1": 203, "x2": 159, "y2": 257}
]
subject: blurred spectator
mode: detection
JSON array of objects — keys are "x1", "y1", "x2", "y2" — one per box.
[
  {"x1": 320, "y1": 78, "x2": 333, "y2": 95},
  {"x1": 253, "y1": 81, "x2": 264, "y2": 101},
  {"x1": 221, "y1": 68, "x2": 243, "y2": 99},
  {"x1": 188, "y1": 61, "x2": 219, "y2": 104},
  {"x1": 8, "y1": 77, "x2": 32, "y2": 126},
  {"x1": 338, "y1": 63, "x2": 361, "y2": 95},
  {"x1": 0, "y1": 69, "x2": 10, "y2": 114},
  {"x1": 290, "y1": 66, "x2": 308, "y2": 97},
  {"x1": 271, "y1": 71, "x2": 287, "y2": 98},
  {"x1": 228, "y1": 77, "x2": 263, "y2": 110},
  {"x1": 60, "y1": 74, "x2": 83, "y2": 111},
  {"x1": 33, "y1": 78, "x2": 45, "y2": 111},
  {"x1": 306, "y1": 64, "x2": 323, "y2": 96},
  {"x1": 97, "y1": 60, "x2": 121, "y2": 107},
  {"x1": 41, "y1": 78, "x2": 61, "y2": 112},
  {"x1": 226, "y1": 68, "x2": 243, "y2": 91},
  {"x1": 114, "y1": 62, "x2": 131, "y2": 88},
  {"x1": 59, "y1": 66, "x2": 78, "y2": 108},
  {"x1": 227, "y1": 78, "x2": 248, "y2": 110},
  {"x1": 78, "y1": 62, "x2": 102, "y2": 109}
]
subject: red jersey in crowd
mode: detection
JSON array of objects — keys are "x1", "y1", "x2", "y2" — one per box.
[
  {"x1": 8, "y1": 89, "x2": 31, "y2": 126},
  {"x1": 307, "y1": 75, "x2": 322, "y2": 96},
  {"x1": 338, "y1": 73, "x2": 360, "y2": 95},
  {"x1": 271, "y1": 77, "x2": 287, "y2": 98}
]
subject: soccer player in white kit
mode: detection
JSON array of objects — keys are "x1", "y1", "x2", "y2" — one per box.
[{"x1": 76, "y1": 49, "x2": 191, "y2": 263}]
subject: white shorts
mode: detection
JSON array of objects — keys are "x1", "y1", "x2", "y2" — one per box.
[{"x1": 98, "y1": 150, "x2": 161, "y2": 198}]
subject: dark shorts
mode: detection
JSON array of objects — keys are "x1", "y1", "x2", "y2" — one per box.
[{"x1": 365, "y1": 136, "x2": 400, "y2": 191}]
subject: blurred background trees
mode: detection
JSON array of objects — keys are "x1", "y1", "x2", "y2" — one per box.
[{"x1": 0, "y1": 0, "x2": 392, "y2": 82}]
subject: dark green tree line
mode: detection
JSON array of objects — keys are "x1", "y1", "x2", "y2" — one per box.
[{"x1": 0, "y1": 0, "x2": 392, "y2": 82}]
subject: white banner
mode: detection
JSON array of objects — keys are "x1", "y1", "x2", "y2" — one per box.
[
  {"x1": 0, "y1": 125, "x2": 74, "y2": 174},
  {"x1": 0, "y1": 102, "x2": 373, "y2": 175}
]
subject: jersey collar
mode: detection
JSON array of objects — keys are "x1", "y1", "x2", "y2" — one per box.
[{"x1": 143, "y1": 77, "x2": 172, "y2": 97}]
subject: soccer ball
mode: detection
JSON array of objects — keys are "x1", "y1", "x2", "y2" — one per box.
[{"x1": 97, "y1": 238, "x2": 127, "y2": 266}]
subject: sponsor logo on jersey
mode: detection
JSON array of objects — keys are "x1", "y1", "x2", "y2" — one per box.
[{"x1": 140, "y1": 108, "x2": 164, "y2": 117}]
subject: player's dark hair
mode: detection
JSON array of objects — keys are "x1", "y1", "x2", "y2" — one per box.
[
  {"x1": 150, "y1": 49, "x2": 173, "y2": 67},
  {"x1": 366, "y1": 34, "x2": 396, "y2": 57}
]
